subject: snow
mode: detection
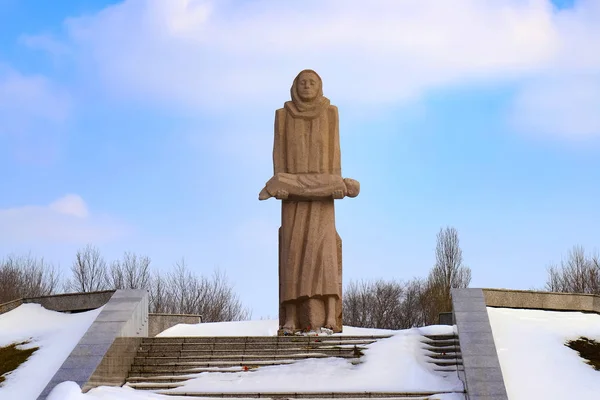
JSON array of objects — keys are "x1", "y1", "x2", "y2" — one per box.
[
  {"x1": 49, "y1": 382, "x2": 465, "y2": 400},
  {"x1": 0, "y1": 303, "x2": 102, "y2": 400},
  {"x1": 45, "y1": 321, "x2": 464, "y2": 400},
  {"x1": 157, "y1": 319, "x2": 397, "y2": 337},
  {"x1": 488, "y1": 307, "x2": 600, "y2": 400},
  {"x1": 161, "y1": 325, "x2": 463, "y2": 394}
]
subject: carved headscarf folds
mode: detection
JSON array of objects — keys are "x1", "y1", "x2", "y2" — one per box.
[{"x1": 285, "y1": 69, "x2": 331, "y2": 120}]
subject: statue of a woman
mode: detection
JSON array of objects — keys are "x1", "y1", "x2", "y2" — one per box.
[{"x1": 260, "y1": 69, "x2": 359, "y2": 334}]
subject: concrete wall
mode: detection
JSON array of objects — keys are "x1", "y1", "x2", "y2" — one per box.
[
  {"x1": 451, "y1": 288, "x2": 509, "y2": 400},
  {"x1": 148, "y1": 313, "x2": 202, "y2": 337},
  {"x1": 24, "y1": 290, "x2": 116, "y2": 313},
  {"x1": 483, "y1": 288, "x2": 600, "y2": 313},
  {"x1": 37, "y1": 289, "x2": 149, "y2": 400},
  {"x1": 438, "y1": 312, "x2": 454, "y2": 325},
  {"x1": 452, "y1": 288, "x2": 600, "y2": 399},
  {"x1": 0, "y1": 290, "x2": 116, "y2": 316},
  {"x1": 0, "y1": 299, "x2": 24, "y2": 315}
]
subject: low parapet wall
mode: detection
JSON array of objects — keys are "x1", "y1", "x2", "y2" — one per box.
[
  {"x1": 37, "y1": 289, "x2": 149, "y2": 400},
  {"x1": 451, "y1": 288, "x2": 600, "y2": 400},
  {"x1": 148, "y1": 313, "x2": 202, "y2": 337},
  {"x1": 0, "y1": 290, "x2": 116, "y2": 316},
  {"x1": 0, "y1": 299, "x2": 24, "y2": 315},
  {"x1": 451, "y1": 289, "x2": 509, "y2": 400},
  {"x1": 482, "y1": 288, "x2": 600, "y2": 313}
]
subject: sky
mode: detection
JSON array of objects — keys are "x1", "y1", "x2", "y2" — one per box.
[{"x1": 1, "y1": 0, "x2": 599, "y2": 319}]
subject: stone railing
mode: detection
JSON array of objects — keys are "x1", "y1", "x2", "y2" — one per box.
[{"x1": 37, "y1": 289, "x2": 149, "y2": 400}]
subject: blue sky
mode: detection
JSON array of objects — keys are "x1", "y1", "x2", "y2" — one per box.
[{"x1": 1, "y1": 0, "x2": 599, "y2": 318}]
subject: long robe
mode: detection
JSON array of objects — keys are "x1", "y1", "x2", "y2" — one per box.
[{"x1": 273, "y1": 103, "x2": 341, "y2": 303}]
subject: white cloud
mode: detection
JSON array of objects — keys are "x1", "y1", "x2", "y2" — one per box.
[
  {"x1": 0, "y1": 195, "x2": 131, "y2": 245},
  {"x1": 19, "y1": 34, "x2": 72, "y2": 59},
  {"x1": 60, "y1": 0, "x2": 560, "y2": 112},
  {"x1": 48, "y1": 194, "x2": 89, "y2": 218},
  {"x1": 0, "y1": 65, "x2": 71, "y2": 161},
  {"x1": 0, "y1": 66, "x2": 69, "y2": 123},
  {"x1": 512, "y1": 77, "x2": 600, "y2": 139},
  {"x1": 510, "y1": 0, "x2": 600, "y2": 138},
  {"x1": 25, "y1": 0, "x2": 600, "y2": 138}
]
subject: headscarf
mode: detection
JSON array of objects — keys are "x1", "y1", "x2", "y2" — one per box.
[{"x1": 284, "y1": 69, "x2": 331, "y2": 119}]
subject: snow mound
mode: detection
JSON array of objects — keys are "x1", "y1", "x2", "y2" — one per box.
[
  {"x1": 48, "y1": 322, "x2": 462, "y2": 399},
  {"x1": 162, "y1": 324, "x2": 461, "y2": 394},
  {"x1": 157, "y1": 319, "x2": 397, "y2": 337},
  {"x1": 0, "y1": 303, "x2": 102, "y2": 400},
  {"x1": 488, "y1": 307, "x2": 600, "y2": 400}
]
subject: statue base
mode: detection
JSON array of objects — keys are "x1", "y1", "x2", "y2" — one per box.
[{"x1": 277, "y1": 327, "x2": 335, "y2": 337}]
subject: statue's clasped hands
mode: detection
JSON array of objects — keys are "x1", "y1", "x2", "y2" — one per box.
[
  {"x1": 332, "y1": 189, "x2": 344, "y2": 199},
  {"x1": 275, "y1": 189, "x2": 289, "y2": 200}
]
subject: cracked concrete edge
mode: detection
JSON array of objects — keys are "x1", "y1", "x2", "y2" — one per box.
[{"x1": 36, "y1": 289, "x2": 149, "y2": 400}]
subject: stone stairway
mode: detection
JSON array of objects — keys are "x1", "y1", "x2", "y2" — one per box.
[
  {"x1": 123, "y1": 334, "x2": 465, "y2": 399},
  {"x1": 420, "y1": 333, "x2": 463, "y2": 378}
]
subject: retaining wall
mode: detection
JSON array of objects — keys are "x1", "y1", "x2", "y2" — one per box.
[
  {"x1": 148, "y1": 313, "x2": 202, "y2": 337},
  {"x1": 451, "y1": 288, "x2": 509, "y2": 400},
  {"x1": 483, "y1": 288, "x2": 600, "y2": 313},
  {"x1": 0, "y1": 290, "x2": 116, "y2": 316},
  {"x1": 452, "y1": 288, "x2": 600, "y2": 399},
  {"x1": 37, "y1": 289, "x2": 149, "y2": 400}
]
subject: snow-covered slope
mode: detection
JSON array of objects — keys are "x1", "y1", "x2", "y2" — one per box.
[
  {"x1": 157, "y1": 319, "x2": 396, "y2": 337},
  {"x1": 47, "y1": 322, "x2": 463, "y2": 400},
  {"x1": 488, "y1": 307, "x2": 600, "y2": 400},
  {"x1": 0, "y1": 303, "x2": 102, "y2": 400}
]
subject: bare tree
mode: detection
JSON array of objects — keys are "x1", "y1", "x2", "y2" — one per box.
[
  {"x1": 422, "y1": 227, "x2": 472, "y2": 324},
  {"x1": 149, "y1": 259, "x2": 251, "y2": 321},
  {"x1": 401, "y1": 278, "x2": 427, "y2": 328},
  {"x1": 343, "y1": 280, "x2": 373, "y2": 328},
  {"x1": 65, "y1": 244, "x2": 109, "y2": 293},
  {"x1": 149, "y1": 270, "x2": 171, "y2": 313},
  {"x1": 545, "y1": 246, "x2": 600, "y2": 294},
  {"x1": 108, "y1": 252, "x2": 151, "y2": 290},
  {"x1": 0, "y1": 254, "x2": 60, "y2": 303},
  {"x1": 343, "y1": 278, "x2": 426, "y2": 330}
]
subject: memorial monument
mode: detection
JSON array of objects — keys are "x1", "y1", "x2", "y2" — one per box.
[{"x1": 259, "y1": 69, "x2": 360, "y2": 334}]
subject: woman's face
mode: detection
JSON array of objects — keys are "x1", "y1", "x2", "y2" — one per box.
[{"x1": 297, "y1": 72, "x2": 320, "y2": 101}]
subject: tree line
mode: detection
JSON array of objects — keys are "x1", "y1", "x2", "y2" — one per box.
[
  {"x1": 544, "y1": 245, "x2": 600, "y2": 294},
  {"x1": 0, "y1": 227, "x2": 471, "y2": 328},
  {"x1": 343, "y1": 226, "x2": 472, "y2": 329},
  {"x1": 0, "y1": 245, "x2": 250, "y2": 322}
]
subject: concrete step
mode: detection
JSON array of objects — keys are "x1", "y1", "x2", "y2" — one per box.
[
  {"x1": 136, "y1": 348, "x2": 366, "y2": 358},
  {"x1": 428, "y1": 359, "x2": 463, "y2": 366},
  {"x1": 421, "y1": 344, "x2": 460, "y2": 352},
  {"x1": 140, "y1": 342, "x2": 379, "y2": 351},
  {"x1": 130, "y1": 360, "x2": 299, "y2": 373},
  {"x1": 423, "y1": 352, "x2": 461, "y2": 360},
  {"x1": 433, "y1": 365, "x2": 465, "y2": 372},
  {"x1": 422, "y1": 334, "x2": 457, "y2": 340},
  {"x1": 127, "y1": 367, "x2": 247, "y2": 377},
  {"x1": 139, "y1": 343, "x2": 369, "y2": 353},
  {"x1": 129, "y1": 388, "x2": 462, "y2": 398},
  {"x1": 133, "y1": 353, "x2": 357, "y2": 365},
  {"x1": 142, "y1": 335, "x2": 391, "y2": 345},
  {"x1": 126, "y1": 376, "x2": 192, "y2": 384},
  {"x1": 419, "y1": 339, "x2": 460, "y2": 347}
]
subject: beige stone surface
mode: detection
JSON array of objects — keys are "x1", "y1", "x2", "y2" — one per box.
[
  {"x1": 260, "y1": 69, "x2": 358, "y2": 334},
  {"x1": 259, "y1": 173, "x2": 360, "y2": 201},
  {"x1": 482, "y1": 288, "x2": 600, "y2": 312}
]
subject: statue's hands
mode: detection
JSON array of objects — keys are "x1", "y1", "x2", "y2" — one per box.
[
  {"x1": 275, "y1": 189, "x2": 289, "y2": 200},
  {"x1": 332, "y1": 189, "x2": 344, "y2": 199}
]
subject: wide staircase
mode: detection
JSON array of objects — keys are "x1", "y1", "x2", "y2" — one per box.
[
  {"x1": 124, "y1": 333, "x2": 465, "y2": 399},
  {"x1": 421, "y1": 333, "x2": 463, "y2": 378}
]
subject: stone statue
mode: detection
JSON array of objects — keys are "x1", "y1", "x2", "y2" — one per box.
[{"x1": 259, "y1": 69, "x2": 360, "y2": 334}]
